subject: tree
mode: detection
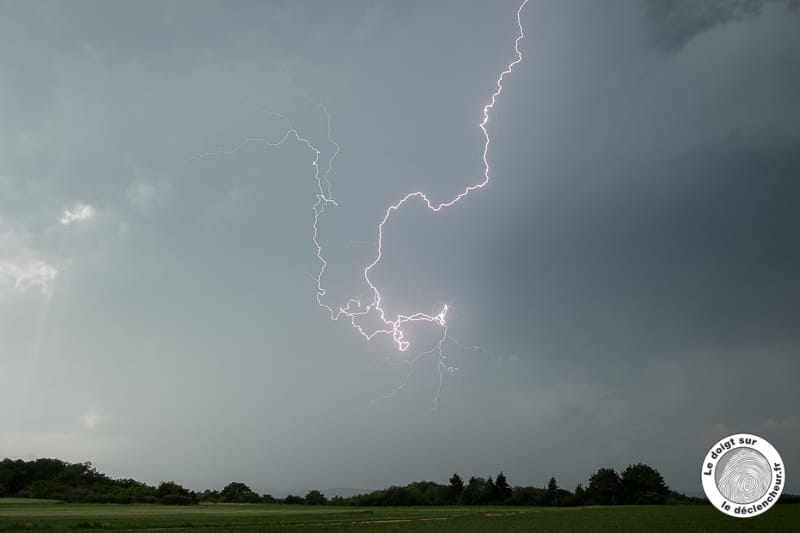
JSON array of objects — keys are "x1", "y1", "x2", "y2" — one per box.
[
  {"x1": 572, "y1": 483, "x2": 588, "y2": 506},
  {"x1": 220, "y1": 482, "x2": 260, "y2": 503},
  {"x1": 495, "y1": 472, "x2": 512, "y2": 503},
  {"x1": 588, "y1": 468, "x2": 622, "y2": 505},
  {"x1": 156, "y1": 481, "x2": 196, "y2": 505},
  {"x1": 56, "y1": 462, "x2": 100, "y2": 487},
  {"x1": 509, "y1": 486, "x2": 544, "y2": 506},
  {"x1": 395, "y1": 485, "x2": 423, "y2": 505},
  {"x1": 448, "y1": 473, "x2": 464, "y2": 504},
  {"x1": 198, "y1": 489, "x2": 220, "y2": 502},
  {"x1": 620, "y1": 463, "x2": 669, "y2": 504},
  {"x1": 480, "y1": 476, "x2": 497, "y2": 504},
  {"x1": 409, "y1": 480, "x2": 447, "y2": 505},
  {"x1": 305, "y1": 489, "x2": 328, "y2": 505},
  {"x1": 462, "y1": 477, "x2": 485, "y2": 505},
  {"x1": 546, "y1": 477, "x2": 559, "y2": 506},
  {"x1": 283, "y1": 494, "x2": 305, "y2": 504}
]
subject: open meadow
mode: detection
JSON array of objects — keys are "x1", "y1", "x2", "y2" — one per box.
[{"x1": 1, "y1": 499, "x2": 798, "y2": 532}]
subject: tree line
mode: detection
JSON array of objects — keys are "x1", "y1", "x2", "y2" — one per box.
[
  {"x1": 0, "y1": 459, "x2": 196, "y2": 505},
  {"x1": 327, "y1": 466, "x2": 698, "y2": 507},
  {"x1": 2, "y1": 457, "x2": 798, "y2": 506}
]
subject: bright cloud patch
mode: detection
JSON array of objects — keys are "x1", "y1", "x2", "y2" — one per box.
[
  {"x1": 60, "y1": 203, "x2": 95, "y2": 225},
  {"x1": 80, "y1": 407, "x2": 106, "y2": 430},
  {"x1": 0, "y1": 257, "x2": 58, "y2": 293}
]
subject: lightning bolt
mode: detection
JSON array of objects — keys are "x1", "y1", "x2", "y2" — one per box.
[
  {"x1": 328, "y1": 0, "x2": 528, "y2": 356},
  {"x1": 189, "y1": 1, "x2": 527, "y2": 407}
]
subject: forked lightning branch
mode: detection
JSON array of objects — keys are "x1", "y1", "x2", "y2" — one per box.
[{"x1": 189, "y1": 1, "x2": 529, "y2": 403}]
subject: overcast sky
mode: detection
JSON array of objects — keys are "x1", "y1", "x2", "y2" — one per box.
[{"x1": 1, "y1": 0, "x2": 798, "y2": 496}]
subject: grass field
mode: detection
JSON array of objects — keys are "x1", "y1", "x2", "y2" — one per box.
[{"x1": 1, "y1": 499, "x2": 798, "y2": 532}]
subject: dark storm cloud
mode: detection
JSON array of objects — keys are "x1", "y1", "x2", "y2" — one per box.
[
  {"x1": 492, "y1": 128, "x2": 800, "y2": 358},
  {"x1": 458, "y1": 0, "x2": 800, "y2": 493},
  {"x1": 1, "y1": 0, "x2": 798, "y2": 497},
  {"x1": 645, "y1": 0, "x2": 799, "y2": 49}
]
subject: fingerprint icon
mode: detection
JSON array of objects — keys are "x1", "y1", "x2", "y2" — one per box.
[{"x1": 715, "y1": 447, "x2": 772, "y2": 504}]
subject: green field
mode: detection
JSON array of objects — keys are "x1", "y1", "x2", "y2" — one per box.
[{"x1": 1, "y1": 499, "x2": 797, "y2": 532}]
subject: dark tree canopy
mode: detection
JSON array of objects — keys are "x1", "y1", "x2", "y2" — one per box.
[
  {"x1": 588, "y1": 467, "x2": 623, "y2": 505},
  {"x1": 0, "y1": 458, "x2": 164, "y2": 504},
  {"x1": 1, "y1": 457, "x2": 708, "y2": 508},
  {"x1": 448, "y1": 473, "x2": 464, "y2": 498},
  {"x1": 495, "y1": 471, "x2": 512, "y2": 502},
  {"x1": 620, "y1": 463, "x2": 669, "y2": 504},
  {"x1": 573, "y1": 483, "x2": 588, "y2": 506},
  {"x1": 220, "y1": 482, "x2": 260, "y2": 503},
  {"x1": 462, "y1": 477, "x2": 485, "y2": 505},
  {"x1": 156, "y1": 481, "x2": 197, "y2": 505},
  {"x1": 546, "y1": 476, "x2": 561, "y2": 506},
  {"x1": 305, "y1": 489, "x2": 328, "y2": 505}
]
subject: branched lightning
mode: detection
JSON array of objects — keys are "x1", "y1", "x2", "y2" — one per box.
[{"x1": 189, "y1": 1, "x2": 527, "y2": 407}]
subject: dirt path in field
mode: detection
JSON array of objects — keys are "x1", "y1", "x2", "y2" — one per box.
[
  {"x1": 125, "y1": 516, "x2": 451, "y2": 530},
  {"x1": 351, "y1": 516, "x2": 449, "y2": 524}
]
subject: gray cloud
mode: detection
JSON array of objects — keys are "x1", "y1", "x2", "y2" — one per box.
[
  {"x1": 645, "y1": 0, "x2": 799, "y2": 50},
  {"x1": 0, "y1": 0, "x2": 798, "y2": 497}
]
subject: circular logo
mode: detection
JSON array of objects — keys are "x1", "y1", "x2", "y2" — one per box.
[{"x1": 702, "y1": 433, "x2": 785, "y2": 517}]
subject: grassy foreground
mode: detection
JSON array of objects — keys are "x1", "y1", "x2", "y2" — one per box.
[{"x1": 1, "y1": 499, "x2": 798, "y2": 532}]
